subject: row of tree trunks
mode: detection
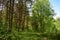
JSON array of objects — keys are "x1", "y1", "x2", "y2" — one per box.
[
  {"x1": 6, "y1": 0, "x2": 14, "y2": 40},
  {"x1": 17, "y1": 0, "x2": 29, "y2": 32},
  {"x1": 3, "y1": 0, "x2": 29, "y2": 32},
  {"x1": 6, "y1": 0, "x2": 14, "y2": 33}
]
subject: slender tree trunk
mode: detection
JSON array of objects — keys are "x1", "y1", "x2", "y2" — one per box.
[
  {"x1": 0, "y1": 1, "x2": 3, "y2": 29},
  {"x1": 0, "y1": 11, "x2": 2, "y2": 26},
  {"x1": 21, "y1": 0, "x2": 27, "y2": 31},
  {"x1": 18, "y1": 0, "x2": 23, "y2": 32}
]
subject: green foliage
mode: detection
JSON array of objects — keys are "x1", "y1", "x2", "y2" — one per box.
[
  {"x1": 0, "y1": 0, "x2": 60, "y2": 40},
  {"x1": 31, "y1": 0, "x2": 55, "y2": 33}
]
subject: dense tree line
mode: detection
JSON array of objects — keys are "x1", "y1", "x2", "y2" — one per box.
[{"x1": 0, "y1": 0, "x2": 60, "y2": 40}]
